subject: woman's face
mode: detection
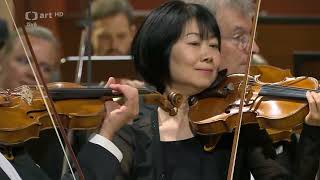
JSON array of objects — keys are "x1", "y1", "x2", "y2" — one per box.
[
  {"x1": 1, "y1": 36, "x2": 58, "y2": 89},
  {"x1": 169, "y1": 19, "x2": 221, "y2": 96}
]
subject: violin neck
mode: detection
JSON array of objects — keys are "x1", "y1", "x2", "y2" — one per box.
[
  {"x1": 259, "y1": 84, "x2": 319, "y2": 100},
  {"x1": 49, "y1": 88, "x2": 153, "y2": 101}
]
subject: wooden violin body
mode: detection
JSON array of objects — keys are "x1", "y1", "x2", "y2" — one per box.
[
  {"x1": 189, "y1": 71, "x2": 319, "y2": 137},
  {"x1": 0, "y1": 82, "x2": 105, "y2": 145},
  {"x1": 250, "y1": 64, "x2": 293, "y2": 83},
  {"x1": 0, "y1": 82, "x2": 183, "y2": 145},
  {"x1": 250, "y1": 65, "x2": 298, "y2": 142}
]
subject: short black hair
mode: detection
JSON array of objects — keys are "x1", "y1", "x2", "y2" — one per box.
[{"x1": 132, "y1": 0, "x2": 220, "y2": 93}]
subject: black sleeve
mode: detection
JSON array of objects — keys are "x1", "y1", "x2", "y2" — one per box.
[
  {"x1": 243, "y1": 126, "x2": 290, "y2": 180},
  {"x1": 76, "y1": 142, "x2": 122, "y2": 180},
  {"x1": 293, "y1": 124, "x2": 320, "y2": 180},
  {"x1": 248, "y1": 146, "x2": 290, "y2": 180},
  {"x1": 66, "y1": 100, "x2": 153, "y2": 180},
  {"x1": 11, "y1": 150, "x2": 51, "y2": 180},
  {"x1": 74, "y1": 125, "x2": 136, "y2": 180}
]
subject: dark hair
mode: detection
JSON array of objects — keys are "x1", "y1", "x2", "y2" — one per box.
[
  {"x1": 132, "y1": 0, "x2": 220, "y2": 93},
  {"x1": 0, "y1": 19, "x2": 9, "y2": 50}
]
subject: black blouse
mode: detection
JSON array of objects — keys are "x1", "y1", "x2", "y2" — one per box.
[
  {"x1": 109, "y1": 104, "x2": 290, "y2": 180},
  {"x1": 161, "y1": 137, "x2": 230, "y2": 180}
]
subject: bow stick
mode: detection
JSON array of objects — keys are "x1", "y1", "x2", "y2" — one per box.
[{"x1": 226, "y1": 0, "x2": 262, "y2": 179}]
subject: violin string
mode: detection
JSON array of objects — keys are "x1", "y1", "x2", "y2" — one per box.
[
  {"x1": 263, "y1": 84, "x2": 312, "y2": 94},
  {"x1": 258, "y1": 81, "x2": 319, "y2": 98},
  {"x1": 263, "y1": 84, "x2": 315, "y2": 91},
  {"x1": 261, "y1": 85, "x2": 309, "y2": 99},
  {"x1": 263, "y1": 89, "x2": 306, "y2": 97},
  {"x1": 262, "y1": 85, "x2": 304, "y2": 93},
  {"x1": 3, "y1": 1, "x2": 77, "y2": 179}
]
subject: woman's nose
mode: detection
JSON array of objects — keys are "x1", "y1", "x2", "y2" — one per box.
[{"x1": 200, "y1": 55, "x2": 213, "y2": 63}]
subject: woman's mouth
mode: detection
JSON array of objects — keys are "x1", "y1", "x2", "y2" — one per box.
[{"x1": 195, "y1": 68, "x2": 213, "y2": 75}]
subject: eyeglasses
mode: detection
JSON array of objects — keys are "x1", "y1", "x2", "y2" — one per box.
[{"x1": 222, "y1": 33, "x2": 250, "y2": 51}]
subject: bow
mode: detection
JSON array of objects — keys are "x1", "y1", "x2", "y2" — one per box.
[{"x1": 226, "y1": 0, "x2": 262, "y2": 179}]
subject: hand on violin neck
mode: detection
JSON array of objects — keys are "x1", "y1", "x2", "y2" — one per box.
[
  {"x1": 305, "y1": 91, "x2": 320, "y2": 127},
  {"x1": 99, "y1": 77, "x2": 139, "y2": 140},
  {"x1": 119, "y1": 78, "x2": 145, "y2": 88},
  {"x1": 104, "y1": 77, "x2": 145, "y2": 88}
]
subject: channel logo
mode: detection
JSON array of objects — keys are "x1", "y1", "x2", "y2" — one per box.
[{"x1": 25, "y1": 11, "x2": 38, "y2": 21}]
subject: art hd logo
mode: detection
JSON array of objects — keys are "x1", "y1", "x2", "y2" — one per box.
[{"x1": 25, "y1": 11, "x2": 64, "y2": 27}]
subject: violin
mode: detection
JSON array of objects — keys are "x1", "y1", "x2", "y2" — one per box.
[
  {"x1": 250, "y1": 64, "x2": 293, "y2": 83},
  {"x1": 189, "y1": 64, "x2": 305, "y2": 144},
  {"x1": 188, "y1": 71, "x2": 319, "y2": 137},
  {"x1": 0, "y1": 82, "x2": 182, "y2": 145},
  {"x1": 250, "y1": 64, "x2": 298, "y2": 142}
]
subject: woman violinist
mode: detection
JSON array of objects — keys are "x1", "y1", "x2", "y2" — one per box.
[{"x1": 81, "y1": 1, "x2": 295, "y2": 179}]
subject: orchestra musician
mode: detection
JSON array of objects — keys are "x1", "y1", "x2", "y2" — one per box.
[
  {"x1": 91, "y1": 0, "x2": 136, "y2": 56},
  {"x1": 91, "y1": 0, "x2": 145, "y2": 89},
  {"x1": 184, "y1": 0, "x2": 320, "y2": 179},
  {"x1": 0, "y1": 1, "x2": 319, "y2": 180},
  {"x1": 76, "y1": 1, "x2": 292, "y2": 179},
  {"x1": 0, "y1": 26, "x2": 61, "y2": 179},
  {"x1": 0, "y1": 25, "x2": 138, "y2": 180}
]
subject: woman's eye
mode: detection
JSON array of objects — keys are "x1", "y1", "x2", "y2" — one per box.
[
  {"x1": 188, "y1": 42, "x2": 200, "y2": 46},
  {"x1": 209, "y1": 44, "x2": 219, "y2": 49}
]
